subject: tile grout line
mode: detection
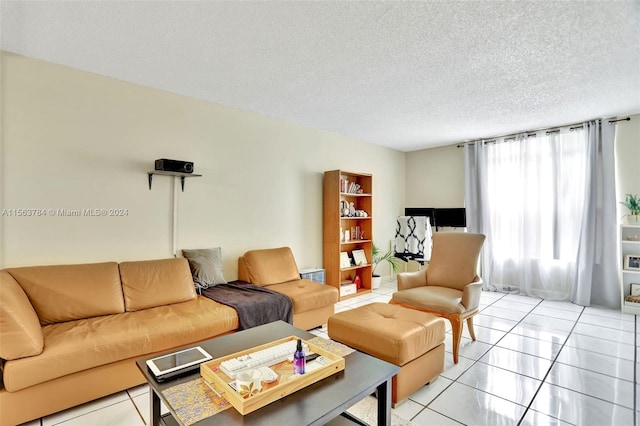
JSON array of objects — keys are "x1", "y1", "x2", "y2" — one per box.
[
  {"x1": 437, "y1": 296, "x2": 617, "y2": 425},
  {"x1": 453, "y1": 294, "x2": 548, "y2": 425},
  {"x1": 127, "y1": 389, "x2": 148, "y2": 426},
  {"x1": 408, "y1": 292, "x2": 511, "y2": 423},
  {"x1": 415, "y1": 293, "x2": 597, "y2": 425},
  {"x1": 405, "y1": 293, "x2": 507, "y2": 423},
  {"x1": 517, "y1": 304, "x2": 587, "y2": 425},
  {"x1": 417, "y1": 293, "x2": 575, "y2": 423},
  {"x1": 493, "y1": 305, "x2": 636, "y2": 382},
  {"x1": 534, "y1": 314, "x2": 637, "y2": 395},
  {"x1": 39, "y1": 397, "x2": 134, "y2": 426}
]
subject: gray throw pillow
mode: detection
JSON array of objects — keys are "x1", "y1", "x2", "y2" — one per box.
[{"x1": 181, "y1": 247, "x2": 227, "y2": 289}]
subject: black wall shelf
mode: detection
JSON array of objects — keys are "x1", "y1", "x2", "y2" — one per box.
[{"x1": 147, "y1": 171, "x2": 202, "y2": 191}]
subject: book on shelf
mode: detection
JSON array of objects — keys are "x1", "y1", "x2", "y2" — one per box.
[
  {"x1": 339, "y1": 178, "x2": 361, "y2": 194},
  {"x1": 339, "y1": 178, "x2": 348, "y2": 193},
  {"x1": 352, "y1": 249, "x2": 368, "y2": 266},
  {"x1": 340, "y1": 252, "x2": 351, "y2": 268},
  {"x1": 350, "y1": 226, "x2": 362, "y2": 240}
]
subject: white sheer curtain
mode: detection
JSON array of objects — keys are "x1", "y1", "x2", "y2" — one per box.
[{"x1": 465, "y1": 120, "x2": 619, "y2": 307}]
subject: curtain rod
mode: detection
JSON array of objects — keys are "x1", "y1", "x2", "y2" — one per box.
[
  {"x1": 609, "y1": 117, "x2": 631, "y2": 124},
  {"x1": 456, "y1": 116, "x2": 631, "y2": 148}
]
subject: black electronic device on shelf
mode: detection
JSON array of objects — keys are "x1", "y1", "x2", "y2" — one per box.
[{"x1": 155, "y1": 158, "x2": 194, "y2": 174}]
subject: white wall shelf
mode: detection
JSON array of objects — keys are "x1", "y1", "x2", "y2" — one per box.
[
  {"x1": 147, "y1": 171, "x2": 202, "y2": 192},
  {"x1": 620, "y1": 223, "x2": 640, "y2": 315}
]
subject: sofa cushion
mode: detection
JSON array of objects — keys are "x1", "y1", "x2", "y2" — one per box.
[
  {"x1": 0, "y1": 271, "x2": 44, "y2": 359},
  {"x1": 119, "y1": 258, "x2": 196, "y2": 311},
  {"x1": 392, "y1": 286, "x2": 464, "y2": 314},
  {"x1": 239, "y1": 247, "x2": 300, "y2": 286},
  {"x1": 182, "y1": 247, "x2": 227, "y2": 288},
  {"x1": 2, "y1": 297, "x2": 238, "y2": 392},
  {"x1": 267, "y1": 279, "x2": 338, "y2": 313},
  {"x1": 6, "y1": 262, "x2": 124, "y2": 325}
]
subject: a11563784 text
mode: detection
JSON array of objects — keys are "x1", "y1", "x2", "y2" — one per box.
[{"x1": 1, "y1": 208, "x2": 129, "y2": 217}]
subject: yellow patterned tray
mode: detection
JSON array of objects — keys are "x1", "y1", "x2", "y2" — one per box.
[{"x1": 200, "y1": 335, "x2": 345, "y2": 415}]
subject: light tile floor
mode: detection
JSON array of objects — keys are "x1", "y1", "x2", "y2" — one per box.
[{"x1": 21, "y1": 281, "x2": 638, "y2": 426}]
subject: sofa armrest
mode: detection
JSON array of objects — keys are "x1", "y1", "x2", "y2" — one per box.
[
  {"x1": 397, "y1": 268, "x2": 428, "y2": 291},
  {"x1": 237, "y1": 256, "x2": 250, "y2": 282},
  {"x1": 0, "y1": 271, "x2": 44, "y2": 359},
  {"x1": 461, "y1": 277, "x2": 483, "y2": 311}
]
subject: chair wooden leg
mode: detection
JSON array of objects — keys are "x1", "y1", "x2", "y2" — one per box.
[
  {"x1": 449, "y1": 314, "x2": 463, "y2": 364},
  {"x1": 466, "y1": 316, "x2": 476, "y2": 341}
]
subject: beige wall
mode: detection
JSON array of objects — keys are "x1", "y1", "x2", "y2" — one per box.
[
  {"x1": 0, "y1": 52, "x2": 406, "y2": 278},
  {"x1": 615, "y1": 113, "x2": 640, "y2": 219},
  {"x1": 405, "y1": 144, "x2": 465, "y2": 208}
]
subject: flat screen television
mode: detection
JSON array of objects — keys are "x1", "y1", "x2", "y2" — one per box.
[
  {"x1": 404, "y1": 207, "x2": 466, "y2": 229},
  {"x1": 435, "y1": 208, "x2": 466, "y2": 228},
  {"x1": 404, "y1": 208, "x2": 435, "y2": 226}
]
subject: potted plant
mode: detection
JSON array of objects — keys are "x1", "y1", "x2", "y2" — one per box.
[
  {"x1": 372, "y1": 243, "x2": 401, "y2": 289},
  {"x1": 621, "y1": 193, "x2": 640, "y2": 224}
]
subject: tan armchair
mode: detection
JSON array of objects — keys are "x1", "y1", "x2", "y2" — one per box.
[{"x1": 390, "y1": 233, "x2": 485, "y2": 364}]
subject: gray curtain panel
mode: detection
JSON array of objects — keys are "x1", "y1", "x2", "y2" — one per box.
[
  {"x1": 464, "y1": 120, "x2": 619, "y2": 308},
  {"x1": 572, "y1": 120, "x2": 619, "y2": 308}
]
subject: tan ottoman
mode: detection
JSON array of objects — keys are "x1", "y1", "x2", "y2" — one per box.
[{"x1": 328, "y1": 302, "x2": 445, "y2": 405}]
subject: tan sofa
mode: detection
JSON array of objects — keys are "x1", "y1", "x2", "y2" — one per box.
[
  {"x1": 238, "y1": 247, "x2": 339, "y2": 330},
  {"x1": 0, "y1": 258, "x2": 239, "y2": 426}
]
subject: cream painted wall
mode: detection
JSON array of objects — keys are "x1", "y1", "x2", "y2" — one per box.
[
  {"x1": 615, "y1": 113, "x2": 640, "y2": 219},
  {"x1": 0, "y1": 52, "x2": 406, "y2": 278},
  {"x1": 405, "y1": 144, "x2": 464, "y2": 208}
]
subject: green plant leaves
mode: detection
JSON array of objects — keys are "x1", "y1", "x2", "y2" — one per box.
[
  {"x1": 372, "y1": 243, "x2": 400, "y2": 275},
  {"x1": 621, "y1": 193, "x2": 640, "y2": 215}
]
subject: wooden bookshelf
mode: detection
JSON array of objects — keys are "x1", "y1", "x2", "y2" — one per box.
[{"x1": 323, "y1": 170, "x2": 373, "y2": 300}]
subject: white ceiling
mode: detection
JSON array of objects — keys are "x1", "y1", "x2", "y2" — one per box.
[{"x1": 1, "y1": 1, "x2": 639, "y2": 152}]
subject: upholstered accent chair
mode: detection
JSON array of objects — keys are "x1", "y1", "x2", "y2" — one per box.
[{"x1": 390, "y1": 232, "x2": 485, "y2": 364}]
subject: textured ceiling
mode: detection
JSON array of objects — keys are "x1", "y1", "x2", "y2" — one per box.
[{"x1": 1, "y1": 1, "x2": 639, "y2": 151}]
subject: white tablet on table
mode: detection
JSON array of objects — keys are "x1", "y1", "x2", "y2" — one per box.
[{"x1": 146, "y1": 346, "x2": 212, "y2": 381}]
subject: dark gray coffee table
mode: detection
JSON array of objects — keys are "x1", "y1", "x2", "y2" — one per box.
[{"x1": 136, "y1": 321, "x2": 399, "y2": 426}]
